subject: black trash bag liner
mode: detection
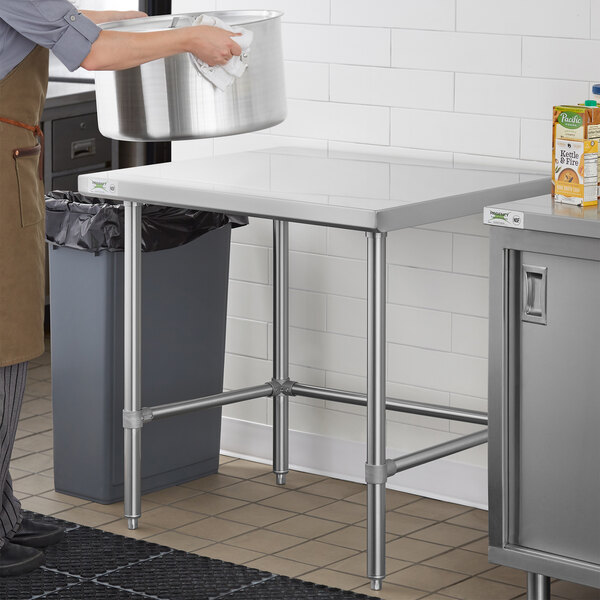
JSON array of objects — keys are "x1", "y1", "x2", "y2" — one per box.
[{"x1": 45, "y1": 190, "x2": 248, "y2": 253}]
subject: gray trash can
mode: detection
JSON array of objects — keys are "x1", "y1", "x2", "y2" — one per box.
[{"x1": 46, "y1": 193, "x2": 245, "y2": 504}]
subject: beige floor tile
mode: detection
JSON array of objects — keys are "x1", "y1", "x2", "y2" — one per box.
[
  {"x1": 409, "y1": 523, "x2": 486, "y2": 547},
  {"x1": 140, "y1": 506, "x2": 205, "y2": 529},
  {"x1": 177, "y1": 516, "x2": 256, "y2": 542},
  {"x1": 423, "y1": 549, "x2": 495, "y2": 576},
  {"x1": 173, "y1": 492, "x2": 248, "y2": 515},
  {"x1": 440, "y1": 576, "x2": 524, "y2": 600},
  {"x1": 328, "y1": 553, "x2": 410, "y2": 577},
  {"x1": 54, "y1": 506, "x2": 121, "y2": 528},
  {"x1": 144, "y1": 531, "x2": 213, "y2": 552},
  {"x1": 354, "y1": 582, "x2": 428, "y2": 599},
  {"x1": 318, "y1": 525, "x2": 395, "y2": 551},
  {"x1": 20, "y1": 496, "x2": 72, "y2": 515},
  {"x1": 397, "y1": 498, "x2": 471, "y2": 521},
  {"x1": 480, "y1": 566, "x2": 527, "y2": 588},
  {"x1": 27, "y1": 364, "x2": 51, "y2": 380},
  {"x1": 218, "y1": 459, "x2": 273, "y2": 480},
  {"x1": 24, "y1": 381, "x2": 51, "y2": 397},
  {"x1": 219, "y1": 503, "x2": 295, "y2": 527},
  {"x1": 142, "y1": 485, "x2": 202, "y2": 505},
  {"x1": 267, "y1": 514, "x2": 345, "y2": 539},
  {"x1": 460, "y1": 537, "x2": 488, "y2": 555},
  {"x1": 358, "y1": 512, "x2": 435, "y2": 536},
  {"x1": 196, "y1": 543, "x2": 264, "y2": 564},
  {"x1": 227, "y1": 529, "x2": 304, "y2": 553},
  {"x1": 11, "y1": 452, "x2": 54, "y2": 473},
  {"x1": 300, "y1": 479, "x2": 365, "y2": 500},
  {"x1": 346, "y1": 488, "x2": 422, "y2": 510},
  {"x1": 17, "y1": 415, "x2": 53, "y2": 434},
  {"x1": 10, "y1": 447, "x2": 30, "y2": 459},
  {"x1": 219, "y1": 455, "x2": 237, "y2": 465},
  {"x1": 20, "y1": 398, "x2": 52, "y2": 417},
  {"x1": 213, "y1": 480, "x2": 285, "y2": 502},
  {"x1": 99, "y1": 520, "x2": 165, "y2": 540},
  {"x1": 386, "y1": 537, "x2": 450, "y2": 562},
  {"x1": 252, "y1": 470, "x2": 327, "y2": 490},
  {"x1": 260, "y1": 490, "x2": 334, "y2": 513},
  {"x1": 39, "y1": 468, "x2": 54, "y2": 478},
  {"x1": 245, "y1": 555, "x2": 314, "y2": 577},
  {"x1": 387, "y1": 565, "x2": 468, "y2": 593},
  {"x1": 40, "y1": 490, "x2": 89, "y2": 506},
  {"x1": 13, "y1": 473, "x2": 54, "y2": 495},
  {"x1": 14, "y1": 433, "x2": 53, "y2": 453},
  {"x1": 181, "y1": 473, "x2": 242, "y2": 492},
  {"x1": 9, "y1": 467, "x2": 30, "y2": 480},
  {"x1": 276, "y1": 540, "x2": 357, "y2": 567},
  {"x1": 446, "y1": 509, "x2": 488, "y2": 532},
  {"x1": 550, "y1": 580, "x2": 600, "y2": 599},
  {"x1": 300, "y1": 568, "x2": 367, "y2": 591},
  {"x1": 84, "y1": 499, "x2": 160, "y2": 517},
  {"x1": 307, "y1": 500, "x2": 368, "y2": 524}
]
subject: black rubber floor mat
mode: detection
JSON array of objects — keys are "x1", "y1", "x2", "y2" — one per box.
[
  {"x1": 6, "y1": 512, "x2": 376, "y2": 600},
  {"x1": 0, "y1": 568, "x2": 76, "y2": 600},
  {"x1": 43, "y1": 581, "x2": 145, "y2": 599},
  {"x1": 44, "y1": 525, "x2": 169, "y2": 578},
  {"x1": 96, "y1": 552, "x2": 274, "y2": 600}
]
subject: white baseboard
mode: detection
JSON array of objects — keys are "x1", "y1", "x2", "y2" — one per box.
[{"x1": 220, "y1": 417, "x2": 488, "y2": 510}]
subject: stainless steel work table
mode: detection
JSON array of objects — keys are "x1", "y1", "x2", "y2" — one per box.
[{"x1": 80, "y1": 146, "x2": 548, "y2": 590}]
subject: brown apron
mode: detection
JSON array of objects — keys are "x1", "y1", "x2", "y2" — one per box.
[{"x1": 0, "y1": 46, "x2": 49, "y2": 367}]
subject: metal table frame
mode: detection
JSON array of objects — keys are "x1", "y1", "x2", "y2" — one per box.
[{"x1": 122, "y1": 204, "x2": 490, "y2": 590}]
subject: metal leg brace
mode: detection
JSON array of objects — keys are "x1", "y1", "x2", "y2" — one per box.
[
  {"x1": 273, "y1": 220, "x2": 289, "y2": 485},
  {"x1": 124, "y1": 201, "x2": 142, "y2": 530},
  {"x1": 366, "y1": 232, "x2": 387, "y2": 590}
]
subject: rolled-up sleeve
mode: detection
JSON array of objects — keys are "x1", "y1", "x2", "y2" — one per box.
[{"x1": 0, "y1": 0, "x2": 101, "y2": 71}]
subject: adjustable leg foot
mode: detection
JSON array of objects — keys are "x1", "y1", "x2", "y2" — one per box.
[
  {"x1": 370, "y1": 578, "x2": 383, "y2": 591},
  {"x1": 275, "y1": 473, "x2": 287, "y2": 485},
  {"x1": 128, "y1": 518, "x2": 138, "y2": 530}
]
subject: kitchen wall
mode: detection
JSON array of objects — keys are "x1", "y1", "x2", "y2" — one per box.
[{"x1": 170, "y1": 0, "x2": 597, "y2": 507}]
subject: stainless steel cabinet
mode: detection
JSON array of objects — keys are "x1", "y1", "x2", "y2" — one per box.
[{"x1": 488, "y1": 226, "x2": 600, "y2": 593}]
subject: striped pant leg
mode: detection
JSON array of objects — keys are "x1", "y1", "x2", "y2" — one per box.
[{"x1": 0, "y1": 362, "x2": 27, "y2": 549}]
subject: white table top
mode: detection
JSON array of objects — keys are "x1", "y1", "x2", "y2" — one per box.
[{"x1": 79, "y1": 146, "x2": 549, "y2": 231}]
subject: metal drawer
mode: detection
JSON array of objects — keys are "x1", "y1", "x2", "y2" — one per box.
[{"x1": 52, "y1": 113, "x2": 112, "y2": 172}]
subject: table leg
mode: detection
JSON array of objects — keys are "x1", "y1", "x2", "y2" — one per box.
[
  {"x1": 124, "y1": 201, "x2": 142, "y2": 529},
  {"x1": 366, "y1": 232, "x2": 387, "y2": 590},
  {"x1": 273, "y1": 220, "x2": 289, "y2": 485},
  {"x1": 527, "y1": 573, "x2": 551, "y2": 600}
]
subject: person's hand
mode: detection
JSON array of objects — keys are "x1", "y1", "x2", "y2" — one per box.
[{"x1": 186, "y1": 25, "x2": 242, "y2": 66}]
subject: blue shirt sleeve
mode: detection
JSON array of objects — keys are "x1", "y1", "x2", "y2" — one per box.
[{"x1": 0, "y1": 0, "x2": 101, "y2": 72}]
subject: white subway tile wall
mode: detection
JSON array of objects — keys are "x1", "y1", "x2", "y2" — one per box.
[{"x1": 171, "y1": 0, "x2": 595, "y2": 492}]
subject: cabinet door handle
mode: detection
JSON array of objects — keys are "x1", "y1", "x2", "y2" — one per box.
[{"x1": 522, "y1": 265, "x2": 547, "y2": 325}]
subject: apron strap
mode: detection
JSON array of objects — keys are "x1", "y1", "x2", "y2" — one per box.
[{"x1": 0, "y1": 116, "x2": 44, "y2": 180}]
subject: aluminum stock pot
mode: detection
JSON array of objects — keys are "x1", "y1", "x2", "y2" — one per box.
[{"x1": 94, "y1": 11, "x2": 286, "y2": 141}]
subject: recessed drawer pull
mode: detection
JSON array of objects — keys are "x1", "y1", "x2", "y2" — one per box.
[{"x1": 71, "y1": 138, "x2": 96, "y2": 160}]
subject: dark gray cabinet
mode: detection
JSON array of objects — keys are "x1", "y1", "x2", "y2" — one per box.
[
  {"x1": 487, "y1": 201, "x2": 600, "y2": 594},
  {"x1": 42, "y1": 84, "x2": 118, "y2": 193}
]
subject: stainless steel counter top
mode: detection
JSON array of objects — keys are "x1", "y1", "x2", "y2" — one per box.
[
  {"x1": 80, "y1": 146, "x2": 549, "y2": 232},
  {"x1": 485, "y1": 194, "x2": 600, "y2": 239}
]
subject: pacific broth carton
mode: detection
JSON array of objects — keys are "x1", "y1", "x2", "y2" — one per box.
[{"x1": 552, "y1": 104, "x2": 600, "y2": 206}]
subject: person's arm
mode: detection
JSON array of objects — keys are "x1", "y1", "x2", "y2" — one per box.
[
  {"x1": 80, "y1": 10, "x2": 148, "y2": 25},
  {"x1": 80, "y1": 25, "x2": 241, "y2": 71}
]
